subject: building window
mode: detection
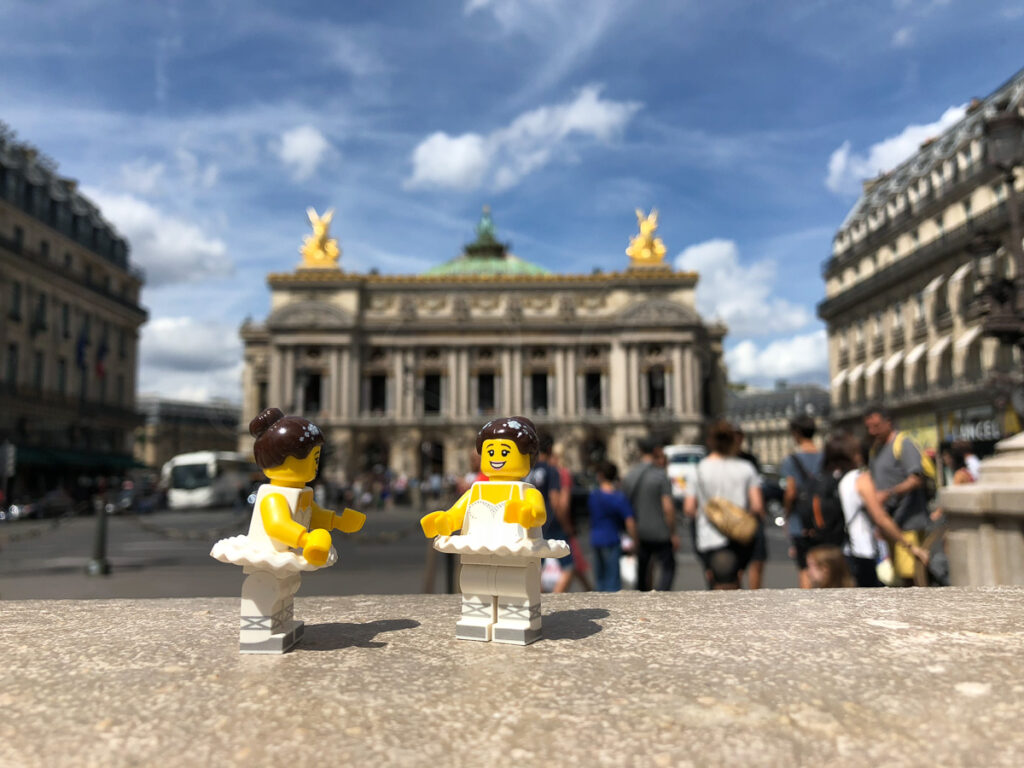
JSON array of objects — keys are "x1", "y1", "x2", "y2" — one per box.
[
  {"x1": 647, "y1": 366, "x2": 667, "y2": 411},
  {"x1": 584, "y1": 372, "x2": 602, "y2": 412},
  {"x1": 118, "y1": 328, "x2": 126, "y2": 359},
  {"x1": 963, "y1": 197, "x2": 972, "y2": 218},
  {"x1": 5, "y1": 343, "x2": 18, "y2": 387},
  {"x1": 934, "y1": 217, "x2": 944, "y2": 236},
  {"x1": 33, "y1": 292, "x2": 47, "y2": 331},
  {"x1": 13, "y1": 225, "x2": 24, "y2": 251},
  {"x1": 300, "y1": 372, "x2": 322, "y2": 414},
  {"x1": 257, "y1": 381, "x2": 268, "y2": 412},
  {"x1": 33, "y1": 351, "x2": 44, "y2": 389},
  {"x1": 914, "y1": 292, "x2": 925, "y2": 321},
  {"x1": 57, "y1": 358, "x2": 67, "y2": 395},
  {"x1": 64, "y1": 251, "x2": 72, "y2": 269},
  {"x1": 855, "y1": 319, "x2": 865, "y2": 344},
  {"x1": 423, "y1": 373, "x2": 442, "y2": 414},
  {"x1": 368, "y1": 374, "x2": 387, "y2": 414},
  {"x1": 477, "y1": 372, "x2": 496, "y2": 414},
  {"x1": 911, "y1": 229, "x2": 919, "y2": 247},
  {"x1": 9, "y1": 281, "x2": 22, "y2": 320},
  {"x1": 531, "y1": 372, "x2": 548, "y2": 414},
  {"x1": 62, "y1": 302, "x2": 70, "y2": 338},
  {"x1": 116, "y1": 375, "x2": 125, "y2": 403},
  {"x1": 873, "y1": 311, "x2": 883, "y2": 338}
]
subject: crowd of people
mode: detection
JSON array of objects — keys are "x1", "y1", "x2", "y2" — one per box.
[{"x1": 516, "y1": 402, "x2": 964, "y2": 593}]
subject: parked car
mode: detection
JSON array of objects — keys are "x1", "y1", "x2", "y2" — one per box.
[{"x1": 663, "y1": 444, "x2": 707, "y2": 501}]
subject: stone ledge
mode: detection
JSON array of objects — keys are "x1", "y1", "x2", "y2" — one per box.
[{"x1": 2, "y1": 589, "x2": 1024, "y2": 767}]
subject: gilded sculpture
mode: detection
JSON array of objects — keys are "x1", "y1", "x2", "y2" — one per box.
[
  {"x1": 299, "y1": 207, "x2": 341, "y2": 269},
  {"x1": 626, "y1": 208, "x2": 667, "y2": 265}
]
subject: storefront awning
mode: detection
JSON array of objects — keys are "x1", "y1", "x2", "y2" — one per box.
[
  {"x1": 928, "y1": 334, "x2": 951, "y2": 358},
  {"x1": 884, "y1": 349, "x2": 905, "y2": 371},
  {"x1": 905, "y1": 342, "x2": 928, "y2": 366},
  {"x1": 847, "y1": 363, "x2": 865, "y2": 383},
  {"x1": 831, "y1": 369, "x2": 848, "y2": 388},
  {"x1": 865, "y1": 358, "x2": 884, "y2": 377},
  {"x1": 955, "y1": 324, "x2": 983, "y2": 349}
]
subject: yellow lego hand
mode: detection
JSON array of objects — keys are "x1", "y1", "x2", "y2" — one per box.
[
  {"x1": 504, "y1": 499, "x2": 541, "y2": 528},
  {"x1": 301, "y1": 527, "x2": 332, "y2": 566},
  {"x1": 334, "y1": 507, "x2": 366, "y2": 534},
  {"x1": 421, "y1": 510, "x2": 457, "y2": 538}
]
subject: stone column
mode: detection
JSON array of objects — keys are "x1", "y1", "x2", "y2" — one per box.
[
  {"x1": 684, "y1": 348, "x2": 698, "y2": 415},
  {"x1": 328, "y1": 347, "x2": 341, "y2": 418},
  {"x1": 564, "y1": 347, "x2": 577, "y2": 417},
  {"x1": 626, "y1": 345, "x2": 639, "y2": 416},
  {"x1": 609, "y1": 340, "x2": 627, "y2": 417},
  {"x1": 447, "y1": 348, "x2": 459, "y2": 418},
  {"x1": 511, "y1": 347, "x2": 523, "y2": 413},
  {"x1": 938, "y1": 432, "x2": 1024, "y2": 586},
  {"x1": 553, "y1": 345, "x2": 566, "y2": 417},
  {"x1": 391, "y1": 348, "x2": 404, "y2": 419},
  {"x1": 671, "y1": 346, "x2": 685, "y2": 416},
  {"x1": 500, "y1": 348, "x2": 512, "y2": 415},
  {"x1": 282, "y1": 345, "x2": 296, "y2": 412}
]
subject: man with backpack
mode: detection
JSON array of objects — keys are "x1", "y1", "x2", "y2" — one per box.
[
  {"x1": 864, "y1": 404, "x2": 934, "y2": 581},
  {"x1": 780, "y1": 415, "x2": 822, "y2": 589}
]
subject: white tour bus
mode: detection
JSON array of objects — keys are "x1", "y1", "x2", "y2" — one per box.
[{"x1": 161, "y1": 451, "x2": 255, "y2": 510}]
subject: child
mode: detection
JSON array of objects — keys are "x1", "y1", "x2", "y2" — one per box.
[
  {"x1": 587, "y1": 461, "x2": 637, "y2": 592},
  {"x1": 806, "y1": 546, "x2": 855, "y2": 589}
]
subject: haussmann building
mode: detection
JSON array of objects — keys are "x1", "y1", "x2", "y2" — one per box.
[
  {"x1": 818, "y1": 69, "x2": 1024, "y2": 452},
  {"x1": 239, "y1": 208, "x2": 727, "y2": 482}
]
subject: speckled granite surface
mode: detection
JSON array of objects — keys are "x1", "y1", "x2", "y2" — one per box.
[{"x1": 2, "y1": 589, "x2": 1024, "y2": 767}]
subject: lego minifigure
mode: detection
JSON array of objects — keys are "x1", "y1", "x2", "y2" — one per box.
[
  {"x1": 421, "y1": 416, "x2": 568, "y2": 645},
  {"x1": 211, "y1": 407, "x2": 365, "y2": 653}
]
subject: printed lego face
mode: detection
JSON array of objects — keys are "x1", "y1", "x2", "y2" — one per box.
[
  {"x1": 480, "y1": 438, "x2": 530, "y2": 480},
  {"x1": 264, "y1": 446, "x2": 321, "y2": 485}
]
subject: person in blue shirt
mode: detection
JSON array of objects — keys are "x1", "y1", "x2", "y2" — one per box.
[
  {"x1": 587, "y1": 461, "x2": 637, "y2": 592},
  {"x1": 780, "y1": 415, "x2": 823, "y2": 589}
]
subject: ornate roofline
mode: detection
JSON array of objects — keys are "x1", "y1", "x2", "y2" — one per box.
[
  {"x1": 267, "y1": 267, "x2": 697, "y2": 288},
  {"x1": 834, "y1": 66, "x2": 1024, "y2": 241}
]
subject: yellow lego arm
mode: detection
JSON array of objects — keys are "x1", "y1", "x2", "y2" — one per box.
[
  {"x1": 420, "y1": 489, "x2": 471, "y2": 538},
  {"x1": 504, "y1": 487, "x2": 546, "y2": 529},
  {"x1": 309, "y1": 503, "x2": 366, "y2": 533},
  {"x1": 261, "y1": 493, "x2": 310, "y2": 548}
]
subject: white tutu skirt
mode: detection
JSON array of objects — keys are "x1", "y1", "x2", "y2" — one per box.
[
  {"x1": 210, "y1": 535, "x2": 337, "y2": 573},
  {"x1": 434, "y1": 534, "x2": 569, "y2": 559}
]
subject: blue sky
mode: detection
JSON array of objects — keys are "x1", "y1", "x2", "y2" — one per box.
[{"x1": 2, "y1": 0, "x2": 1023, "y2": 401}]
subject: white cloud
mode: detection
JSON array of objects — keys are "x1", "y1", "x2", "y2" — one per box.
[
  {"x1": 275, "y1": 125, "x2": 332, "y2": 181},
  {"x1": 139, "y1": 316, "x2": 243, "y2": 402},
  {"x1": 825, "y1": 104, "x2": 966, "y2": 194},
  {"x1": 406, "y1": 84, "x2": 641, "y2": 191},
  {"x1": 176, "y1": 148, "x2": 219, "y2": 189},
  {"x1": 726, "y1": 330, "x2": 828, "y2": 383},
  {"x1": 891, "y1": 26, "x2": 914, "y2": 47},
  {"x1": 119, "y1": 159, "x2": 166, "y2": 195},
  {"x1": 674, "y1": 238, "x2": 811, "y2": 337},
  {"x1": 85, "y1": 190, "x2": 232, "y2": 288}
]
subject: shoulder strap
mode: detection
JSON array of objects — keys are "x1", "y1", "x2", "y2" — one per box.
[
  {"x1": 789, "y1": 453, "x2": 811, "y2": 485},
  {"x1": 892, "y1": 432, "x2": 905, "y2": 461}
]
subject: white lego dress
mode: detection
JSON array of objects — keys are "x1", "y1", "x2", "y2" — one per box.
[
  {"x1": 211, "y1": 484, "x2": 337, "y2": 572},
  {"x1": 433, "y1": 481, "x2": 569, "y2": 559},
  {"x1": 434, "y1": 481, "x2": 567, "y2": 645},
  {"x1": 210, "y1": 483, "x2": 335, "y2": 653}
]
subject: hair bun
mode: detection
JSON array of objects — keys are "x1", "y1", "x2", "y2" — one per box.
[{"x1": 249, "y1": 407, "x2": 285, "y2": 439}]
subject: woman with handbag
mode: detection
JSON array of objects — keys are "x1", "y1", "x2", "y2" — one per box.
[{"x1": 684, "y1": 420, "x2": 763, "y2": 589}]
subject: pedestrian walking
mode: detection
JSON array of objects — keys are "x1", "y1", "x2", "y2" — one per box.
[
  {"x1": 780, "y1": 415, "x2": 822, "y2": 589},
  {"x1": 622, "y1": 438, "x2": 677, "y2": 591},
  {"x1": 685, "y1": 421, "x2": 763, "y2": 590},
  {"x1": 587, "y1": 461, "x2": 636, "y2": 591},
  {"x1": 734, "y1": 427, "x2": 766, "y2": 590},
  {"x1": 822, "y1": 431, "x2": 929, "y2": 588}
]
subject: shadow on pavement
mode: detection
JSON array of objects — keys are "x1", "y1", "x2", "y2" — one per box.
[
  {"x1": 543, "y1": 607, "x2": 610, "y2": 640},
  {"x1": 302, "y1": 618, "x2": 421, "y2": 650}
]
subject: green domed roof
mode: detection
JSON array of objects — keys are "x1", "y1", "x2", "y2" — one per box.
[{"x1": 422, "y1": 205, "x2": 552, "y2": 277}]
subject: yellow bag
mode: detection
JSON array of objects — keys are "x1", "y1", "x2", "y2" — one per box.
[
  {"x1": 705, "y1": 496, "x2": 758, "y2": 545},
  {"x1": 891, "y1": 531, "x2": 920, "y2": 580}
]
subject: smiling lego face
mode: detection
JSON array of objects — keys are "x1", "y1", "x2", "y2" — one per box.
[
  {"x1": 480, "y1": 438, "x2": 530, "y2": 480},
  {"x1": 264, "y1": 446, "x2": 321, "y2": 486}
]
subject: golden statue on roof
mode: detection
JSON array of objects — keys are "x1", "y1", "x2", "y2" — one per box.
[
  {"x1": 626, "y1": 208, "x2": 667, "y2": 266},
  {"x1": 299, "y1": 207, "x2": 341, "y2": 269}
]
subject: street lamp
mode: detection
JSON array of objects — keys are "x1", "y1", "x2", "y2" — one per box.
[{"x1": 979, "y1": 109, "x2": 1024, "y2": 349}]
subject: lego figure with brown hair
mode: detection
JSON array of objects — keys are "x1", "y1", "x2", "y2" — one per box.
[
  {"x1": 211, "y1": 407, "x2": 365, "y2": 653},
  {"x1": 421, "y1": 416, "x2": 568, "y2": 645}
]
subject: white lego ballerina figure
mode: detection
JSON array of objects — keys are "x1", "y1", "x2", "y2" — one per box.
[
  {"x1": 421, "y1": 416, "x2": 568, "y2": 645},
  {"x1": 211, "y1": 407, "x2": 365, "y2": 653}
]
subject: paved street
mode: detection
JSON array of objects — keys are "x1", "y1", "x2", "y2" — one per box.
[{"x1": 0, "y1": 506, "x2": 798, "y2": 599}]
